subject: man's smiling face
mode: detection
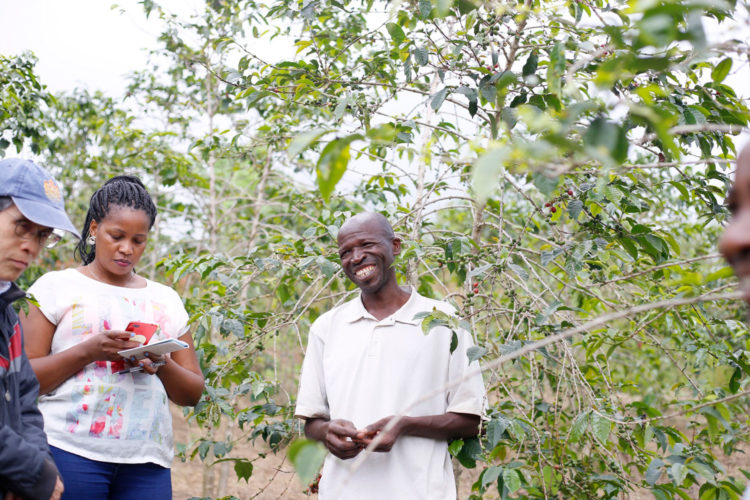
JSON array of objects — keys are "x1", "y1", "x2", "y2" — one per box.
[
  {"x1": 720, "y1": 147, "x2": 750, "y2": 303},
  {"x1": 337, "y1": 217, "x2": 401, "y2": 295}
]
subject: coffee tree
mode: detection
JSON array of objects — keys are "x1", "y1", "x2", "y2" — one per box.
[{"x1": 5, "y1": 0, "x2": 750, "y2": 497}]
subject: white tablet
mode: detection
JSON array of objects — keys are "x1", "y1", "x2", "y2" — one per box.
[{"x1": 118, "y1": 338, "x2": 188, "y2": 360}]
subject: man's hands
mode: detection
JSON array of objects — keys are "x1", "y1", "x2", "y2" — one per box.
[
  {"x1": 354, "y1": 416, "x2": 402, "y2": 452},
  {"x1": 50, "y1": 477, "x2": 64, "y2": 500},
  {"x1": 3, "y1": 476, "x2": 64, "y2": 500},
  {"x1": 304, "y1": 412, "x2": 480, "y2": 460},
  {"x1": 306, "y1": 419, "x2": 363, "y2": 460},
  {"x1": 304, "y1": 417, "x2": 405, "y2": 460}
]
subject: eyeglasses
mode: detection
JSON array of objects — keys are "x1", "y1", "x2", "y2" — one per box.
[{"x1": 14, "y1": 220, "x2": 63, "y2": 248}]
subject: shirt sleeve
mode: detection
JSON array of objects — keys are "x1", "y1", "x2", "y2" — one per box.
[
  {"x1": 0, "y1": 325, "x2": 59, "y2": 500},
  {"x1": 166, "y1": 287, "x2": 190, "y2": 339},
  {"x1": 149, "y1": 284, "x2": 189, "y2": 340},
  {"x1": 295, "y1": 320, "x2": 330, "y2": 420},
  {"x1": 445, "y1": 328, "x2": 487, "y2": 418},
  {"x1": 26, "y1": 272, "x2": 62, "y2": 325}
]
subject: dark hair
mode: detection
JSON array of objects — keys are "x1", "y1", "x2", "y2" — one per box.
[
  {"x1": 0, "y1": 196, "x2": 12, "y2": 212},
  {"x1": 75, "y1": 175, "x2": 157, "y2": 264}
]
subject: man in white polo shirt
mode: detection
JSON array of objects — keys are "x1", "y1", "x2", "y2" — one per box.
[{"x1": 295, "y1": 212, "x2": 486, "y2": 499}]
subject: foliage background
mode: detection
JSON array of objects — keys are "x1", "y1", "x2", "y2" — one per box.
[{"x1": 3, "y1": 0, "x2": 750, "y2": 497}]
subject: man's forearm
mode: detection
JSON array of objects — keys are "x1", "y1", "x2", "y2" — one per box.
[
  {"x1": 304, "y1": 417, "x2": 329, "y2": 442},
  {"x1": 399, "y1": 412, "x2": 480, "y2": 441}
]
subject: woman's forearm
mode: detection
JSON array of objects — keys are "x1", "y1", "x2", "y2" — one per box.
[
  {"x1": 157, "y1": 358, "x2": 205, "y2": 406},
  {"x1": 30, "y1": 345, "x2": 93, "y2": 395}
]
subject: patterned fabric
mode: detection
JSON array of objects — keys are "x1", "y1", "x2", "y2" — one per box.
[{"x1": 28, "y1": 269, "x2": 189, "y2": 468}]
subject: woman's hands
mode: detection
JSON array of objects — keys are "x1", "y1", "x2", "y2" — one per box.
[
  {"x1": 81, "y1": 330, "x2": 141, "y2": 363},
  {"x1": 123, "y1": 351, "x2": 167, "y2": 375}
]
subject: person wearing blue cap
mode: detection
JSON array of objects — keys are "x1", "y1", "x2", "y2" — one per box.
[{"x1": 0, "y1": 158, "x2": 78, "y2": 500}]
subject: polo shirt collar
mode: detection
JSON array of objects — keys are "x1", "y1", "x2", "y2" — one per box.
[{"x1": 343, "y1": 286, "x2": 422, "y2": 325}]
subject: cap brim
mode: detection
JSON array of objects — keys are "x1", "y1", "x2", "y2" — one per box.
[{"x1": 12, "y1": 196, "x2": 81, "y2": 239}]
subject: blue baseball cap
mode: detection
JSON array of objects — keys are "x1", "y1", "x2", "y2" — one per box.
[{"x1": 0, "y1": 158, "x2": 80, "y2": 238}]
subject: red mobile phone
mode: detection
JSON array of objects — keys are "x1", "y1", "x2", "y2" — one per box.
[{"x1": 125, "y1": 321, "x2": 159, "y2": 345}]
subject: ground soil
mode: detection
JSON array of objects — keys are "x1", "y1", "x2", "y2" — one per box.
[
  {"x1": 169, "y1": 403, "x2": 749, "y2": 500},
  {"x1": 169, "y1": 403, "x2": 482, "y2": 500}
]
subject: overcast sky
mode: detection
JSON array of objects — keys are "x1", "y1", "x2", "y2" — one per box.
[{"x1": 1, "y1": 0, "x2": 747, "y2": 151}]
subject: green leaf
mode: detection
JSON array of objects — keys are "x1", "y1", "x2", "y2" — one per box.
[
  {"x1": 584, "y1": 117, "x2": 629, "y2": 163},
  {"x1": 487, "y1": 417, "x2": 508, "y2": 447},
  {"x1": 418, "y1": 0, "x2": 432, "y2": 19},
  {"x1": 508, "y1": 263, "x2": 528, "y2": 281},
  {"x1": 590, "y1": 412, "x2": 610, "y2": 443},
  {"x1": 316, "y1": 134, "x2": 362, "y2": 201},
  {"x1": 547, "y1": 43, "x2": 566, "y2": 96},
  {"x1": 431, "y1": 87, "x2": 450, "y2": 111},
  {"x1": 456, "y1": 437, "x2": 482, "y2": 468},
  {"x1": 220, "y1": 318, "x2": 245, "y2": 338},
  {"x1": 457, "y1": 0, "x2": 479, "y2": 14},
  {"x1": 671, "y1": 462, "x2": 688, "y2": 486},
  {"x1": 568, "y1": 199, "x2": 583, "y2": 220},
  {"x1": 522, "y1": 52, "x2": 538, "y2": 76},
  {"x1": 482, "y1": 466, "x2": 503, "y2": 488},
  {"x1": 234, "y1": 459, "x2": 254, "y2": 483},
  {"x1": 618, "y1": 237, "x2": 639, "y2": 260},
  {"x1": 503, "y1": 468, "x2": 522, "y2": 493},
  {"x1": 288, "y1": 128, "x2": 330, "y2": 158},
  {"x1": 712, "y1": 57, "x2": 732, "y2": 83},
  {"x1": 448, "y1": 439, "x2": 463, "y2": 456},
  {"x1": 471, "y1": 147, "x2": 509, "y2": 202},
  {"x1": 646, "y1": 458, "x2": 665, "y2": 486},
  {"x1": 288, "y1": 439, "x2": 326, "y2": 485},
  {"x1": 413, "y1": 46, "x2": 429, "y2": 66},
  {"x1": 450, "y1": 330, "x2": 458, "y2": 353},
  {"x1": 569, "y1": 411, "x2": 589, "y2": 443},
  {"x1": 468, "y1": 263, "x2": 492, "y2": 278},
  {"x1": 386, "y1": 22, "x2": 406, "y2": 45},
  {"x1": 467, "y1": 345, "x2": 487, "y2": 362}
]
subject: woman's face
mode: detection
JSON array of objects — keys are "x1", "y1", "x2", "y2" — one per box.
[{"x1": 90, "y1": 205, "x2": 151, "y2": 277}]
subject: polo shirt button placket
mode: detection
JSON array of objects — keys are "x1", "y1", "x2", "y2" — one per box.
[{"x1": 367, "y1": 323, "x2": 378, "y2": 358}]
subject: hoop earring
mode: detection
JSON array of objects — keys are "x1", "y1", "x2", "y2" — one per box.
[{"x1": 87, "y1": 235, "x2": 96, "y2": 245}]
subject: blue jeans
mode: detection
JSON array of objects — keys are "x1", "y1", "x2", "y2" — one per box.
[{"x1": 50, "y1": 446, "x2": 172, "y2": 500}]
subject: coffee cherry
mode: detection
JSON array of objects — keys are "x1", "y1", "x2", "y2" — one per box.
[
  {"x1": 567, "y1": 189, "x2": 574, "y2": 196},
  {"x1": 550, "y1": 206, "x2": 557, "y2": 213},
  {"x1": 544, "y1": 202, "x2": 552, "y2": 207}
]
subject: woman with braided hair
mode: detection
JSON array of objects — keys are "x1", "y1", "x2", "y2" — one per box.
[{"x1": 20, "y1": 175, "x2": 204, "y2": 499}]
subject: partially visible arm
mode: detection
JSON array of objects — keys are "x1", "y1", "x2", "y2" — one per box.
[
  {"x1": 154, "y1": 331, "x2": 204, "y2": 406},
  {"x1": 21, "y1": 305, "x2": 139, "y2": 395},
  {"x1": 356, "y1": 412, "x2": 480, "y2": 452},
  {"x1": 400, "y1": 412, "x2": 480, "y2": 440},
  {"x1": 0, "y1": 323, "x2": 62, "y2": 500}
]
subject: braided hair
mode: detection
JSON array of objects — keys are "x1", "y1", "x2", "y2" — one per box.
[{"x1": 75, "y1": 175, "x2": 157, "y2": 264}]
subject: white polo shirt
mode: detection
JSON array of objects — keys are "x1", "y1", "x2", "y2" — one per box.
[{"x1": 295, "y1": 289, "x2": 486, "y2": 500}]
